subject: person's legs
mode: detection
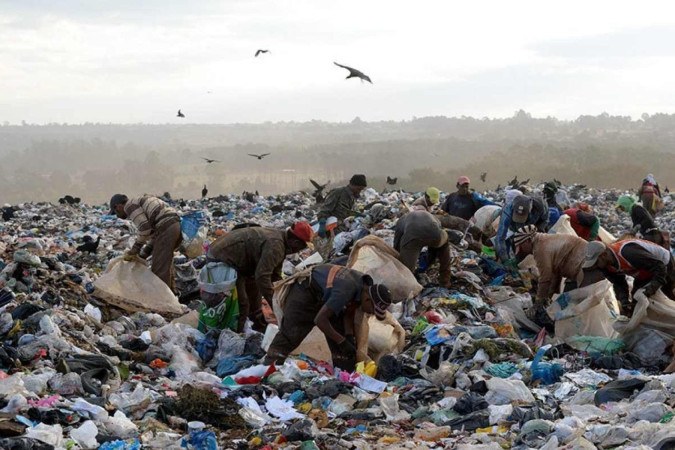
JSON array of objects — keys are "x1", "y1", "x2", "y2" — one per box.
[
  {"x1": 265, "y1": 283, "x2": 319, "y2": 364},
  {"x1": 235, "y1": 276, "x2": 249, "y2": 332},
  {"x1": 434, "y1": 242, "x2": 452, "y2": 287},
  {"x1": 244, "y1": 277, "x2": 266, "y2": 332},
  {"x1": 151, "y1": 221, "x2": 182, "y2": 291},
  {"x1": 398, "y1": 240, "x2": 424, "y2": 274}
]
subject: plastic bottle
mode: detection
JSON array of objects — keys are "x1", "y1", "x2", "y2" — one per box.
[{"x1": 531, "y1": 345, "x2": 564, "y2": 385}]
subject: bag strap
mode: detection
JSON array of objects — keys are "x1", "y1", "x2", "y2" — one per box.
[{"x1": 326, "y1": 265, "x2": 343, "y2": 289}]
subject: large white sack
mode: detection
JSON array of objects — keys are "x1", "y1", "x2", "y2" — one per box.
[
  {"x1": 347, "y1": 235, "x2": 422, "y2": 302},
  {"x1": 93, "y1": 257, "x2": 183, "y2": 316},
  {"x1": 548, "y1": 280, "x2": 620, "y2": 343}
]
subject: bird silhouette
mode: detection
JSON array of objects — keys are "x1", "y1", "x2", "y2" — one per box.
[
  {"x1": 386, "y1": 176, "x2": 398, "y2": 185},
  {"x1": 202, "y1": 185, "x2": 208, "y2": 199},
  {"x1": 508, "y1": 176, "x2": 519, "y2": 187},
  {"x1": 255, "y1": 49, "x2": 270, "y2": 57},
  {"x1": 310, "y1": 179, "x2": 328, "y2": 203},
  {"x1": 666, "y1": 186, "x2": 670, "y2": 194},
  {"x1": 334, "y1": 62, "x2": 372, "y2": 83},
  {"x1": 77, "y1": 235, "x2": 101, "y2": 254},
  {"x1": 248, "y1": 153, "x2": 270, "y2": 160},
  {"x1": 201, "y1": 157, "x2": 219, "y2": 164},
  {"x1": 520, "y1": 178, "x2": 530, "y2": 187},
  {"x1": 177, "y1": 109, "x2": 185, "y2": 118},
  {"x1": 480, "y1": 172, "x2": 487, "y2": 182}
]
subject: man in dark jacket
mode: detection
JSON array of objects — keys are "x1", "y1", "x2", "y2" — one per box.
[
  {"x1": 265, "y1": 264, "x2": 392, "y2": 370},
  {"x1": 616, "y1": 196, "x2": 665, "y2": 247},
  {"x1": 317, "y1": 174, "x2": 367, "y2": 237},
  {"x1": 583, "y1": 239, "x2": 675, "y2": 314},
  {"x1": 207, "y1": 222, "x2": 313, "y2": 331},
  {"x1": 394, "y1": 210, "x2": 452, "y2": 287},
  {"x1": 441, "y1": 176, "x2": 496, "y2": 220}
]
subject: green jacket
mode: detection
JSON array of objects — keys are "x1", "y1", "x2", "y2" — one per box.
[{"x1": 318, "y1": 186, "x2": 357, "y2": 221}]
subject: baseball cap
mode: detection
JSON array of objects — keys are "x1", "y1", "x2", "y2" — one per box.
[
  {"x1": 457, "y1": 176, "x2": 470, "y2": 185},
  {"x1": 426, "y1": 187, "x2": 440, "y2": 205},
  {"x1": 109, "y1": 194, "x2": 128, "y2": 215},
  {"x1": 368, "y1": 284, "x2": 393, "y2": 320},
  {"x1": 582, "y1": 241, "x2": 607, "y2": 269},
  {"x1": 511, "y1": 196, "x2": 532, "y2": 223}
]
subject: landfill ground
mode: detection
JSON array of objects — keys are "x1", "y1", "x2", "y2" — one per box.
[{"x1": 1, "y1": 184, "x2": 675, "y2": 450}]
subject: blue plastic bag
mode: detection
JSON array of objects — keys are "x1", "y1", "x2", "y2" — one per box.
[
  {"x1": 181, "y1": 211, "x2": 208, "y2": 240},
  {"x1": 181, "y1": 430, "x2": 218, "y2": 450}
]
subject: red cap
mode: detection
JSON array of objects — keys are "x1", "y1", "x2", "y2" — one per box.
[
  {"x1": 290, "y1": 221, "x2": 313, "y2": 242},
  {"x1": 457, "y1": 176, "x2": 470, "y2": 185}
]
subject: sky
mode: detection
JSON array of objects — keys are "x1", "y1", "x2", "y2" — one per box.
[{"x1": 3, "y1": 0, "x2": 675, "y2": 124}]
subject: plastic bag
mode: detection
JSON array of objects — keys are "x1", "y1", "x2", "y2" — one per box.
[
  {"x1": 614, "y1": 289, "x2": 675, "y2": 338},
  {"x1": 484, "y1": 378, "x2": 535, "y2": 405},
  {"x1": 180, "y1": 211, "x2": 208, "y2": 259},
  {"x1": 70, "y1": 420, "x2": 99, "y2": 449},
  {"x1": 347, "y1": 235, "x2": 422, "y2": 303},
  {"x1": 548, "y1": 280, "x2": 620, "y2": 343},
  {"x1": 197, "y1": 263, "x2": 239, "y2": 332},
  {"x1": 93, "y1": 257, "x2": 183, "y2": 316}
]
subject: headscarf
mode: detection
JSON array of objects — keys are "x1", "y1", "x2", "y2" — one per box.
[
  {"x1": 513, "y1": 224, "x2": 538, "y2": 246},
  {"x1": 576, "y1": 202, "x2": 591, "y2": 212},
  {"x1": 616, "y1": 195, "x2": 636, "y2": 213}
]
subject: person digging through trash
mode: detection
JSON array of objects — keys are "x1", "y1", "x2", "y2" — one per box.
[
  {"x1": 206, "y1": 221, "x2": 313, "y2": 332},
  {"x1": 616, "y1": 195, "x2": 667, "y2": 247},
  {"x1": 411, "y1": 187, "x2": 441, "y2": 211},
  {"x1": 109, "y1": 194, "x2": 182, "y2": 291},
  {"x1": 583, "y1": 239, "x2": 675, "y2": 315},
  {"x1": 564, "y1": 203, "x2": 600, "y2": 241},
  {"x1": 638, "y1": 173, "x2": 663, "y2": 216},
  {"x1": 440, "y1": 176, "x2": 496, "y2": 220},
  {"x1": 264, "y1": 264, "x2": 392, "y2": 370},
  {"x1": 394, "y1": 209, "x2": 452, "y2": 287},
  {"x1": 495, "y1": 194, "x2": 549, "y2": 263},
  {"x1": 513, "y1": 225, "x2": 588, "y2": 324},
  {"x1": 317, "y1": 174, "x2": 368, "y2": 238}
]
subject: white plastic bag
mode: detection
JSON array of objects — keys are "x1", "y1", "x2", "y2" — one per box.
[
  {"x1": 93, "y1": 257, "x2": 183, "y2": 316},
  {"x1": 198, "y1": 262, "x2": 238, "y2": 294}
]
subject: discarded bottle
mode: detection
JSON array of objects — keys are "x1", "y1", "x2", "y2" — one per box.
[{"x1": 531, "y1": 345, "x2": 564, "y2": 385}]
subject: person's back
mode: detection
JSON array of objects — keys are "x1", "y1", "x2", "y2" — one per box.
[
  {"x1": 124, "y1": 195, "x2": 177, "y2": 236},
  {"x1": 394, "y1": 210, "x2": 444, "y2": 249},
  {"x1": 532, "y1": 233, "x2": 587, "y2": 298},
  {"x1": 208, "y1": 226, "x2": 286, "y2": 275}
]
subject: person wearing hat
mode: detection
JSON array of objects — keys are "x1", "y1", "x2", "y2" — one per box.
[
  {"x1": 583, "y1": 239, "x2": 675, "y2": 313},
  {"x1": 441, "y1": 176, "x2": 496, "y2": 221},
  {"x1": 109, "y1": 194, "x2": 182, "y2": 290},
  {"x1": 495, "y1": 194, "x2": 549, "y2": 262},
  {"x1": 394, "y1": 209, "x2": 452, "y2": 287},
  {"x1": 638, "y1": 173, "x2": 663, "y2": 216},
  {"x1": 264, "y1": 264, "x2": 392, "y2": 370},
  {"x1": 411, "y1": 187, "x2": 441, "y2": 212},
  {"x1": 616, "y1": 195, "x2": 665, "y2": 247},
  {"x1": 317, "y1": 174, "x2": 368, "y2": 238},
  {"x1": 563, "y1": 204, "x2": 600, "y2": 241},
  {"x1": 207, "y1": 221, "x2": 313, "y2": 332},
  {"x1": 513, "y1": 225, "x2": 588, "y2": 314}
]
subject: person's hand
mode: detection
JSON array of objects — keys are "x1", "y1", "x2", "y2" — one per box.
[
  {"x1": 337, "y1": 336, "x2": 356, "y2": 356},
  {"x1": 123, "y1": 250, "x2": 139, "y2": 262},
  {"x1": 643, "y1": 283, "x2": 659, "y2": 298},
  {"x1": 318, "y1": 219, "x2": 327, "y2": 238},
  {"x1": 138, "y1": 245, "x2": 152, "y2": 260}
]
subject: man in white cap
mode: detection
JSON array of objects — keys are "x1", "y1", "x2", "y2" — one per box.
[
  {"x1": 441, "y1": 176, "x2": 496, "y2": 220},
  {"x1": 583, "y1": 239, "x2": 675, "y2": 313}
]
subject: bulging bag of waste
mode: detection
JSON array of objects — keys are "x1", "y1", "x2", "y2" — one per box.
[
  {"x1": 550, "y1": 215, "x2": 576, "y2": 236},
  {"x1": 347, "y1": 235, "x2": 422, "y2": 303},
  {"x1": 197, "y1": 263, "x2": 239, "y2": 332},
  {"x1": 180, "y1": 211, "x2": 208, "y2": 258},
  {"x1": 548, "y1": 280, "x2": 620, "y2": 343},
  {"x1": 614, "y1": 289, "x2": 675, "y2": 338},
  {"x1": 93, "y1": 258, "x2": 183, "y2": 316}
]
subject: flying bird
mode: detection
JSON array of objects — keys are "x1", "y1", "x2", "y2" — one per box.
[
  {"x1": 177, "y1": 109, "x2": 185, "y2": 118},
  {"x1": 201, "y1": 157, "x2": 219, "y2": 164},
  {"x1": 77, "y1": 235, "x2": 101, "y2": 254},
  {"x1": 480, "y1": 172, "x2": 487, "y2": 182},
  {"x1": 202, "y1": 185, "x2": 208, "y2": 199},
  {"x1": 386, "y1": 176, "x2": 398, "y2": 185},
  {"x1": 255, "y1": 49, "x2": 270, "y2": 57},
  {"x1": 248, "y1": 153, "x2": 270, "y2": 160},
  {"x1": 334, "y1": 62, "x2": 372, "y2": 83}
]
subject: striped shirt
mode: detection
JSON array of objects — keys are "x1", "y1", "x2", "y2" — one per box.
[{"x1": 124, "y1": 196, "x2": 179, "y2": 251}]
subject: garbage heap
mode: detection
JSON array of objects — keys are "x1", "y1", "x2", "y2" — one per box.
[{"x1": 0, "y1": 185, "x2": 674, "y2": 449}]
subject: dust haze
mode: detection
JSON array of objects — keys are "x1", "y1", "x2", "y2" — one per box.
[{"x1": 1, "y1": 111, "x2": 675, "y2": 205}]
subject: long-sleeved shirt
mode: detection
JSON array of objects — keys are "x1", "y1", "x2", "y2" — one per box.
[
  {"x1": 564, "y1": 208, "x2": 600, "y2": 241},
  {"x1": 318, "y1": 186, "x2": 357, "y2": 222},
  {"x1": 207, "y1": 227, "x2": 291, "y2": 301},
  {"x1": 441, "y1": 191, "x2": 496, "y2": 220},
  {"x1": 630, "y1": 204, "x2": 658, "y2": 234},
  {"x1": 411, "y1": 196, "x2": 433, "y2": 211},
  {"x1": 124, "y1": 196, "x2": 179, "y2": 252},
  {"x1": 394, "y1": 210, "x2": 445, "y2": 250},
  {"x1": 310, "y1": 264, "x2": 366, "y2": 315},
  {"x1": 496, "y1": 196, "x2": 549, "y2": 261},
  {"x1": 531, "y1": 233, "x2": 587, "y2": 300}
]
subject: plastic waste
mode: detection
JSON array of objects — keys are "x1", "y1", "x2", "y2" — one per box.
[
  {"x1": 484, "y1": 378, "x2": 535, "y2": 405},
  {"x1": 181, "y1": 430, "x2": 218, "y2": 450},
  {"x1": 531, "y1": 345, "x2": 564, "y2": 385},
  {"x1": 70, "y1": 420, "x2": 99, "y2": 449},
  {"x1": 594, "y1": 379, "x2": 647, "y2": 405}
]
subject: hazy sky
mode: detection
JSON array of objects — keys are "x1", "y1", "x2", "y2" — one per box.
[{"x1": 3, "y1": 0, "x2": 675, "y2": 124}]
